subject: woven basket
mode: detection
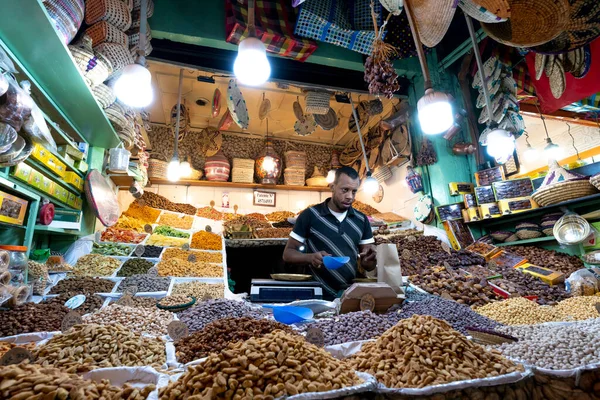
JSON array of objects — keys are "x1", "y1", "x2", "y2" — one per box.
[
  {"x1": 516, "y1": 229, "x2": 543, "y2": 240},
  {"x1": 532, "y1": 179, "x2": 598, "y2": 207},
  {"x1": 284, "y1": 150, "x2": 307, "y2": 169},
  {"x1": 95, "y1": 42, "x2": 134, "y2": 78},
  {"x1": 591, "y1": 174, "x2": 600, "y2": 191},
  {"x1": 85, "y1": 0, "x2": 132, "y2": 30},
  {"x1": 128, "y1": 27, "x2": 153, "y2": 56},
  {"x1": 284, "y1": 168, "x2": 306, "y2": 186},
  {"x1": 504, "y1": 233, "x2": 519, "y2": 243},
  {"x1": 233, "y1": 158, "x2": 255, "y2": 170},
  {"x1": 92, "y1": 83, "x2": 116, "y2": 108},
  {"x1": 491, "y1": 231, "x2": 512, "y2": 242},
  {"x1": 44, "y1": 0, "x2": 85, "y2": 45},
  {"x1": 542, "y1": 227, "x2": 555, "y2": 236},
  {"x1": 121, "y1": 0, "x2": 133, "y2": 11},
  {"x1": 373, "y1": 165, "x2": 392, "y2": 183},
  {"x1": 68, "y1": 36, "x2": 113, "y2": 87},
  {"x1": 148, "y1": 158, "x2": 168, "y2": 178},
  {"x1": 86, "y1": 21, "x2": 129, "y2": 47},
  {"x1": 232, "y1": 168, "x2": 254, "y2": 183},
  {"x1": 305, "y1": 91, "x2": 330, "y2": 115},
  {"x1": 189, "y1": 168, "x2": 202, "y2": 180},
  {"x1": 105, "y1": 106, "x2": 129, "y2": 132}
]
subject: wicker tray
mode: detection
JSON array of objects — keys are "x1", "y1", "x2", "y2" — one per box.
[
  {"x1": 516, "y1": 229, "x2": 543, "y2": 240},
  {"x1": 532, "y1": 178, "x2": 598, "y2": 207}
]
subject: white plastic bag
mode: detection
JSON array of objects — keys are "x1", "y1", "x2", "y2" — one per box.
[{"x1": 565, "y1": 268, "x2": 600, "y2": 296}]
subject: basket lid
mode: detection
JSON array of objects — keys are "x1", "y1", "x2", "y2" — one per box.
[{"x1": 539, "y1": 160, "x2": 587, "y2": 188}]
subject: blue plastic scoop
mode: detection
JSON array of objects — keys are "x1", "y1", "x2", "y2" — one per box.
[
  {"x1": 323, "y1": 256, "x2": 350, "y2": 270},
  {"x1": 267, "y1": 306, "x2": 314, "y2": 324}
]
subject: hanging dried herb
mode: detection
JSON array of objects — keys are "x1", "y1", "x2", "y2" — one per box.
[{"x1": 416, "y1": 139, "x2": 437, "y2": 166}]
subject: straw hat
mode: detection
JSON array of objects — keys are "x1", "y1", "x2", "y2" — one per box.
[
  {"x1": 458, "y1": 0, "x2": 510, "y2": 23},
  {"x1": 528, "y1": 0, "x2": 600, "y2": 54},
  {"x1": 409, "y1": 0, "x2": 457, "y2": 48},
  {"x1": 481, "y1": 0, "x2": 570, "y2": 47}
]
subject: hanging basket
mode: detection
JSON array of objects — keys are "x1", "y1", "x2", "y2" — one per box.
[
  {"x1": 94, "y1": 42, "x2": 135, "y2": 79},
  {"x1": 85, "y1": 0, "x2": 132, "y2": 31},
  {"x1": 86, "y1": 21, "x2": 129, "y2": 48},
  {"x1": 44, "y1": 0, "x2": 85, "y2": 45},
  {"x1": 591, "y1": 173, "x2": 600, "y2": 191},
  {"x1": 92, "y1": 83, "x2": 116, "y2": 109},
  {"x1": 304, "y1": 90, "x2": 330, "y2": 115},
  {"x1": 148, "y1": 158, "x2": 168, "y2": 179},
  {"x1": 68, "y1": 35, "x2": 113, "y2": 87},
  {"x1": 532, "y1": 161, "x2": 598, "y2": 207}
]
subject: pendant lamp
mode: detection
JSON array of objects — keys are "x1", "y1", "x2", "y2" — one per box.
[
  {"x1": 233, "y1": 0, "x2": 270, "y2": 86},
  {"x1": 404, "y1": 0, "x2": 454, "y2": 135},
  {"x1": 349, "y1": 94, "x2": 379, "y2": 194}
]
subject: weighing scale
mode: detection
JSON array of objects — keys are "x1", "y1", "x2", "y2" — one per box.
[{"x1": 250, "y1": 279, "x2": 323, "y2": 302}]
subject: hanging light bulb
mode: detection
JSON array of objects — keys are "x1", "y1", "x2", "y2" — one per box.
[
  {"x1": 523, "y1": 143, "x2": 539, "y2": 162},
  {"x1": 167, "y1": 156, "x2": 180, "y2": 182},
  {"x1": 486, "y1": 128, "x2": 515, "y2": 161},
  {"x1": 262, "y1": 155, "x2": 276, "y2": 174},
  {"x1": 363, "y1": 172, "x2": 379, "y2": 195},
  {"x1": 233, "y1": 0, "x2": 270, "y2": 86},
  {"x1": 326, "y1": 169, "x2": 336, "y2": 184},
  {"x1": 544, "y1": 138, "x2": 562, "y2": 160},
  {"x1": 179, "y1": 156, "x2": 191, "y2": 178},
  {"x1": 417, "y1": 89, "x2": 454, "y2": 135}
]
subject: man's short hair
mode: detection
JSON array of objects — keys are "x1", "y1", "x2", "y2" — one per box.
[{"x1": 334, "y1": 166, "x2": 359, "y2": 183}]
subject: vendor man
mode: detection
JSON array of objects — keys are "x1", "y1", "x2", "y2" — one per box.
[{"x1": 283, "y1": 166, "x2": 377, "y2": 298}]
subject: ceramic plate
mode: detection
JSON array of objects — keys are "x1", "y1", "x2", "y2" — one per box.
[
  {"x1": 227, "y1": 79, "x2": 249, "y2": 129},
  {"x1": 294, "y1": 114, "x2": 317, "y2": 136},
  {"x1": 414, "y1": 194, "x2": 433, "y2": 222}
]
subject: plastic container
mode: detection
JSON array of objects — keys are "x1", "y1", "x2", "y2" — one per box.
[
  {"x1": 0, "y1": 245, "x2": 28, "y2": 285},
  {"x1": 108, "y1": 147, "x2": 131, "y2": 172}
]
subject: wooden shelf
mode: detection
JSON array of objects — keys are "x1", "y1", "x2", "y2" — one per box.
[
  {"x1": 146, "y1": 179, "x2": 331, "y2": 192},
  {"x1": 25, "y1": 159, "x2": 82, "y2": 197},
  {"x1": 0, "y1": 0, "x2": 121, "y2": 149},
  {"x1": 34, "y1": 225, "x2": 83, "y2": 236},
  {"x1": 496, "y1": 236, "x2": 556, "y2": 247}
]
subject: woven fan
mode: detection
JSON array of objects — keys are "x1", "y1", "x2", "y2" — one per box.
[
  {"x1": 198, "y1": 127, "x2": 222, "y2": 157},
  {"x1": 382, "y1": 124, "x2": 411, "y2": 167}
]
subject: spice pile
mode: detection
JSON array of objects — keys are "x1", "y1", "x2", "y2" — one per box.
[
  {"x1": 92, "y1": 242, "x2": 132, "y2": 256},
  {"x1": 153, "y1": 225, "x2": 190, "y2": 238},
  {"x1": 171, "y1": 281, "x2": 224, "y2": 299},
  {"x1": 266, "y1": 211, "x2": 294, "y2": 222},
  {"x1": 196, "y1": 206, "x2": 224, "y2": 220},
  {"x1": 136, "y1": 192, "x2": 196, "y2": 215},
  {"x1": 158, "y1": 212, "x2": 194, "y2": 229},
  {"x1": 160, "y1": 331, "x2": 362, "y2": 398},
  {"x1": 114, "y1": 214, "x2": 146, "y2": 232},
  {"x1": 123, "y1": 202, "x2": 161, "y2": 223},
  {"x1": 145, "y1": 234, "x2": 189, "y2": 247},
  {"x1": 350, "y1": 315, "x2": 523, "y2": 388},
  {"x1": 175, "y1": 317, "x2": 295, "y2": 363},
  {"x1": 100, "y1": 227, "x2": 147, "y2": 244},
  {"x1": 162, "y1": 247, "x2": 222, "y2": 263},
  {"x1": 191, "y1": 230, "x2": 223, "y2": 250},
  {"x1": 178, "y1": 299, "x2": 266, "y2": 332},
  {"x1": 74, "y1": 254, "x2": 121, "y2": 276}
]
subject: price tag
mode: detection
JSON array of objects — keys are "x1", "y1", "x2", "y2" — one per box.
[
  {"x1": 305, "y1": 327, "x2": 324, "y2": 347},
  {"x1": 61, "y1": 311, "x2": 82, "y2": 332},
  {"x1": 234, "y1": 205, "x2": 239, "y2": 214},
  {"x1": 123, "y1": 285, "x2": 138, "y2": 296},
  {"x1": 138, "y1": 199, "x2": 146, "y2": 208},
  {"x1": 95, "y1": 231, "x2": 101, "y2": 242},
  {"x1": 64, "y1": 294, "x2": 86, "y2": 309},
  {"x1": 210, "y1": 200, "x2": 215, "y2": 209},
  {"x1": 182, "y1": 243, "x2": 190, "y2": 251},
  {"x1": 441, "y1": 243, "x2": 452, "y2": 255},
  {"x1": 407, "y1": 236, "x2": 417, "y2": 242},
  {"x1": 443, "y1": 262, "x2": 451, "y2": 269},
  {"x1": 144, "y1": 224, "x2": 153, "y2": 234},
  {"x1": 488, "y1": 260, "x2": 498, "y2": 270},
  {"x1": 0, "y1": 347, "x2": 33, "y2": 366},
  {"x1": 117, "y1": 295, "x2": 135, "y2": 307},
  {"x1": 205, "y1": 225, "x2": 212, "y2": 233},
  {"x1": 188, "y1": 254, "x2": 197, "y2": 263},
  {"x1": 168, "y1": 321, "x2": 189, "y2": 341},
  {"x1": 360, "y1": 294, "x2": 375, "y2": 312},
  {"x1": 401, "y1": 249, "x2": 412, "y2": 260},
  {"x1": 135, "y1": 245, "x2": 146, "y2": 257},
  {"x1": 147, "y1": 266, "x2": 158, "y2": 276},
  {"x1": 202, "y1": 294, "x2": 213, "y2": 301}
]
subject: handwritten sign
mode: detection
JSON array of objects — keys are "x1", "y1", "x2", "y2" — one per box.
[
  {"x1": 181, "y1": 243, "x2": 190, "y2": 251},
  {"x1": 188, "y1": 254, "x2": 197, "y2": 263},
  {"x1": 168, "y1": 321, "x2": 189, "y2": 341},
  {"x1": 117, "y1": 295, "x2": 134, "y2": 307},
  {"x1": 0, "y1": 347, "x2": 33, "y2": 366},
  {"x1": 305, "y1": 327, "x2": 325, "y2": 347},
  {"x1": 135, "y1": 245, "x2": 145, "y2": 257},
  {"x1": 360, "y1": 294, "x2": 375, "y2": 312},
  {"x1": 441, "y1": 243, "x2": 452, "y2": 255},
  {"x1": 253, "y1": 190, "x2": 276, "y2": 207},
  {"x1": 123, "y1": 285, "x2": 138, "y2": 296},
  {"x1": 144, "y1": 224, "x2": 153, "y2": 234},
  {"x1": 61, "y1": 311, "x2": 82, "y2": 332}
]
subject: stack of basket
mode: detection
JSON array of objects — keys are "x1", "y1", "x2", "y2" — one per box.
[
  {"x1": 515, "y1": 222, "x2": 542, "y2": 240},
  {"x1": 231, "y1": 158, "x2": 255, "y2": 183},
  {"x1": 284, "y1": 150, "x2": 306, "y2": 186},
  {"x1": 540, "y1": 213, "x2": 563, "y2": 236},
  {"x1": 148, "y1": 158, "x2": 168, "y2": 179}
]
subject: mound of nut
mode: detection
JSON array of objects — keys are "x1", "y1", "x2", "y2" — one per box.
[
  {"x1": 160, "y1": 330, "x2": 362, "y2": 398},
  {"x1": 178, "y1": 299, "x2": 267, "y2": 333},
  {"x1": 171, "y1": 281, "x2": 224, "y2": 299},
  {"x1": 43, "y1": 292, "x2": 104, "y2": 315},
  {"x1": 162, "y1": 247, "x2": 222, "y2": 263},
  {"x1": 300, "y1": 311, "x2": 392, "y2": 346},
  {"x1": 35, "y1": 323, "x2": 166, "y2": 372},
  {"x1": 0, "y1": 302, "x2": 70, "y2": 337},
  {"x1": 157, "y1": 295, "x2": 193, "y2": 307},
  {"x1": 118, "y1": 274, "x2": 170, "y2": 293},
  {"x1": 73, "y1": 254, "x2": 121, "y2": 277},
  {"x1": 156, "y1": 258, "x2": 222, "y2": 277},
  {"x1": 82, "y1": 304, "x2": 173, "y2": 336},
  {"x1": 349, "y1": 315, "x2": 523, "y2": 388},
  {"x1": 0, "y1": 364, "x2": 155, "y2": 400},
  {"x1": 50, "y1": 276, "x2": 115, "y2": 295},
  {"x1": 175, "y1": 317, "x2": 295, "y2": 364}
]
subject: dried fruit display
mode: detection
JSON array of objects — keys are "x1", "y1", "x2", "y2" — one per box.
[
  {"x1": 136, "y1": 191, "x2": 196, "y2": 215},
  {"x1": 100, "y1": 228, "x2": 147, "y2": 244},
  {"x1": 364, "y1": 10, "x2": 399, "y2": 98},
  {"x1": 415, "y1": 138, "x2": 437, "y2": 166},
  {"x1": 196, "y1": 206, "x2": 224, "y2": 220}
]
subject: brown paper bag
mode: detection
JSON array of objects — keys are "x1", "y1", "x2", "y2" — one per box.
[{"x1": 376, "y1": 243, "x2": 404, "y2": 294}]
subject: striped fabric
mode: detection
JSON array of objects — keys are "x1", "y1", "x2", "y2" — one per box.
[{"x1": 291, "y1": 198, "x2": 374, "y2": 297}]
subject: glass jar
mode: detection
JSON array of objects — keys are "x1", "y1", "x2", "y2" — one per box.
[{"x1": 0, "y1": 245, "x2": 28, "y2": 285}]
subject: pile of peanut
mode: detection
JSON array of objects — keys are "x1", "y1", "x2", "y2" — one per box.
[
  {"x1": 171, "y1": 281, "x2": 224, "y2": 299},
  {"x1": 35, "y1": 324, "x2": 166, "y2": 372},
  {"x1": 73, "y1": 254, "x2": 121, "y2": 277},
  {"x1": 82, "y1": 304, "x2": 173, "y2": 336},
  {"x1": 160, "y1": 330, "x2": 362, "y2": 398},
  {"x1": 349, "y1": 315, "x2": 523, "y2": 388},
  {"x1": 157, "y1": 294, "x2": 193, "y2": 307},
  {"x1": 156, "y1": 258, "x2": 223, "y2": 277},
  {"x1": 0, "y1": 363, "x2": 155, "y2": 399},
  {"x1": 162, "y1": 247, "x2": 222, "y2": 263}
]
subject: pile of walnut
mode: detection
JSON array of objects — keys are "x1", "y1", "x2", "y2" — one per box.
[
  {"x1": 349, "y1": 315, "x2": 523, "y2": 389},
  {"x1": 160, "y1": 330, "x2": 362, "y2": 398},
  {"x1": 0, "y1": 363, "x2": 155, "y2": 399}
]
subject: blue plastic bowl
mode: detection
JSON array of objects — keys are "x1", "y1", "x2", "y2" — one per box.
[
  {"x1": 269, "y1": 306, "x2": 314, "y2": 324},
  {"x1": 323, "y1": 256, "x2": 350, "y2": 270}
]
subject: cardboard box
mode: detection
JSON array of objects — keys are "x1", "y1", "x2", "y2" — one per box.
[
  {"x1": 443, "y1": 220, "x2": 475, "y2": 250},
  {"x1": 475, "y1": 166, "x2": 505, "y2": 187},
  {"x1": 73, "y1": 196, "x2": 83, "y2": 210},
  {"x1": 64, "y1": 172, "x2": 83, "y2": 191},
  {"x1": 49, "y1": 209, "x2": 82, "y2": 230},
  {"x1": 479, "y1": 202, "x2": 502, "y2": 219},
  {"x1": 52, "y1": 185, "x2": 69, "y2": 204},
  {"x1": 435, "y1": 203, "x2": 465, "y2": 222},
  {"x1": 498, "y1": 197, "x2": 538, "y2": 215},
  {"x1": 0, "y1": 190, "x2": 28, "y2": 225},
  {"x1": 67, "y1": 191, "x2": 77, "y2": 207},
  {"x1": 448, "y1": 182, "x2": 474, "y2": 196},
  {"x1": 467, "y1": 207, "x2": 481, "y2": 222},
  {"x1": 474, "y1": 186, "x2": 495, "y2": 204},
  {"x1": 46, "y1": 154, "x2": 66, "y2": 178},
  {"x1": 28, "y1": 169, "x2": 44, "y2": 191},
  {"x1": 57, "y1": 144, "x2": 84, "y2": 161},
  {"x1": 40, "y1": 176, "x2": 54, "y2": 195},
  {"x1": 493, "y1": 178, "x2": 534, "y2": 200},
  {"x1": 516, "y1": 263, "x2": 565, "y2": 285},
  {"x1": 465, "y1": 242, "x2": 501, "y2": 260},
  {"x1": 12, "y1": 163, "x2": 32, "y2": 183},
  {"x1": 74, "y1": 159, "x2": 88, "y2": 173},
  {"x1": 31, "y1": 143, "x2": 50, "y2": 164}
]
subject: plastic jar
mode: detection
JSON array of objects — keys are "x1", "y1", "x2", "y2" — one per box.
[
  {"x1": 108, "y1": 147, "x2": 131, "y2": 173},
  {"x1": 0, "y1": 245, "x2": 28, "y2": 285}
]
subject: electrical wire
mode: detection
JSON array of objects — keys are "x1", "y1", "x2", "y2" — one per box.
[{"x1": 566, "y1": 122, "x2": 581, "y2": 160}]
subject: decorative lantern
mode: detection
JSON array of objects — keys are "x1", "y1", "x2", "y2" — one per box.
[
  {"x1": 255, "y1": 140, "x2": 282, "y2": 184},
  {"x1": 405, "y1": 166, "x2": 423, "y2": 193}
]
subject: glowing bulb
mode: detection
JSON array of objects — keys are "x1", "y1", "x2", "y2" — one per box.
[
  {"x1": 179, "y1": 160, "x2": 191, "y2": 178},
  {"x1": 544, "y1": 138, "x2": 562, "y2": 160},
  {"x1": 486, "y1": 129, "x2": 515, "y2": 161},
  {"x1": 233, "y1": 37, "x2": 270, "y2": 86},
  {"x1": 167, "y1": 158, "x2": 181, "y2": 182},
  {"x1": 113, "y1": 64, "x2": 153, "y2": 108},
  {"x1": 326, "y1": 169, "x2": 336, "y2": 184},
  {"x1": 262, "y1": 155, "x2": 276, "y2": 173},
  {"x1": 417, "y1": 89, "x2": 454, "y2": 135},
  {"x1": 523, "y1": 144, "x2": 539, "y2": 162},
  {"x1": 363, "y1": 175, "x2": 379, "y2": 195}
]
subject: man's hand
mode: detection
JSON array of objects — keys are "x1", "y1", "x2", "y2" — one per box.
[
  {"x1": 359, "y1": 245, "x2": 377, "y2": 271},
  {"x1": 309, "y1": 251, "x2": 330, "y2": 268}
]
